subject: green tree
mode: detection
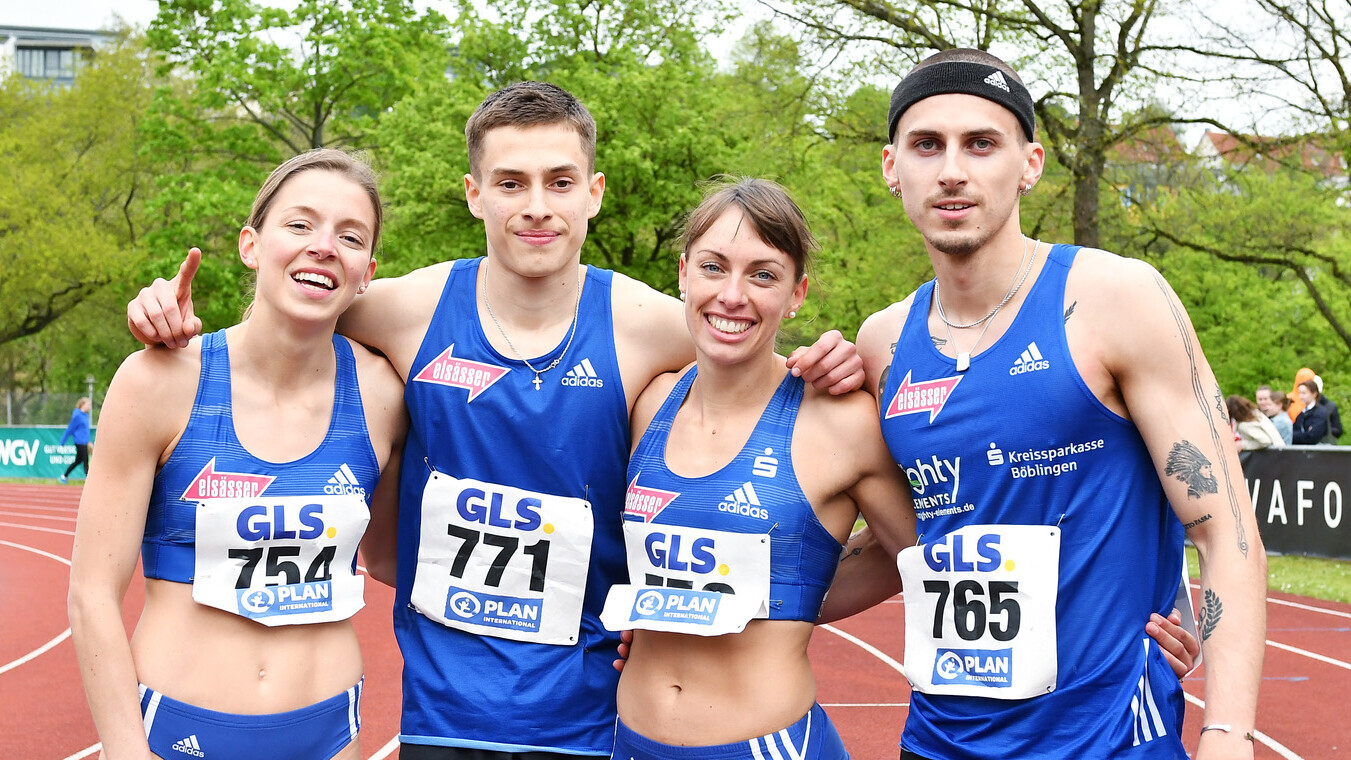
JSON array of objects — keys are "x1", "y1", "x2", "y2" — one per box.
[
  {"x1": 0, "y1": 32, "x2": 154, "y2": 347},
  {"x1": 375, "y1": 0, "x2": 744, "y2": 291},
  {"x1": 141, "y1": 0, "x2": 450, "y2": 330}
]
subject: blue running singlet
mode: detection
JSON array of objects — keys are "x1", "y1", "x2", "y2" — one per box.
[
  {"x1": 878, "y1": 245, "x2": 1186, "y2": 759},
  {"x1": 397, "y1": 259, "x2": 630, "y2": 755},
  {"x1": 143, "y1": 331, "x2": 380, "y2": 584},
  {"x1": 621, "y1": 368, "x2": 842, "y2": 623}
]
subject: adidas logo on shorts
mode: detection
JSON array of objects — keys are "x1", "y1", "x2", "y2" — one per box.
[
  {"x1": 984, "y1": 70, "x2": 1011, "y2": 92},
  {"x1": 562, "y1": 358, "x2": 604, "y2": 388},
  {"x1": 172, "y1": 735, "x2": 205, "y2": 757},
  {"x1": 325, "y1": 463, "x2": 366, "y2": 496},
  {"x1": 717, "y1": 481, "x2": 768, "y2": 520}
]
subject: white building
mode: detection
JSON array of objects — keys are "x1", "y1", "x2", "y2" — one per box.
[{"x1": 0, "y1": 25, "x2": 114, "y2": 85}]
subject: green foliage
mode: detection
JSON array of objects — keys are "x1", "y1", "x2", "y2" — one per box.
[
  {"x1": 141, "y1": 0, "x2": 450, "y2": 331},
  {"x1": 375, "y1": 0, "x2": 742, "y2": 292},
  {"x1": 0, "y1": 34, "x2": 153, "y2": 347}
]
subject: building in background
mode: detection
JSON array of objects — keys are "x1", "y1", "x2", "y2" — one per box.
[{"x1": 0, "y1": 25, "x2": 114, "y2": 85}]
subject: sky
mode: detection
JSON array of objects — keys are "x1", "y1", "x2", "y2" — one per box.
[{"x1": 6, "y1": 0, "x2": 160, "y2": 30}]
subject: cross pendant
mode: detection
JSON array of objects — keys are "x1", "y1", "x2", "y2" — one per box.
[
  {"x1": 955, "y1": 352, "x2": 971, "y2": 372},
  {"x1": 532, "y1": 373, "x2": 542, "y2": 391}
]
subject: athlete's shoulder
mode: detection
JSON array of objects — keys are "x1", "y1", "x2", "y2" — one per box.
[
  {"x1": 858, "y1": 291, "x2": 919, "y2": 395},
  {"x1": 609, "y1": 269, "x2": 679, "y2": 316},
  {"x1": 858, "y1": 292, "x2": 918, "y2": 351},
  {"x1": 800, "y1": 383, "x2": 880, "y2": 441},
  {"x1": 1065, "y1": 246, "x2": 1159, "y2": 292},
  {"x1": 631, "y1": 365, "x2": 689, "y2": 442}
]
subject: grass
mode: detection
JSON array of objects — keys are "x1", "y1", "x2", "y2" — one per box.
[{"x1": 1186, "y1": 546, "x2": 1351, "y2": 604}]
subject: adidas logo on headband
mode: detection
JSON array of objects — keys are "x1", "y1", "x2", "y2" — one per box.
[{"x1": 983, "y1": 71, "x2": 1010, "y2": 92}]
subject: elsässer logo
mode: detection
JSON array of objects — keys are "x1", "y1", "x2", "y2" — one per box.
[
  {"x1": 624, "y1": 475, "x2": 680, "y2": 522},
  {"x1": 885, "y1": 372, "x2": 963, "y2": 423},
  {"x1": 180, "y1": 458, "x2": 276, "y2": 501},
  {"x1": 412, "y1": 344, "x2": 510, "y2": 402}
]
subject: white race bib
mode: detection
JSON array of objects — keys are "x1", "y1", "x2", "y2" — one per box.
[
  {"x1": 601, "y1": 522, "x2": 770, "y2": 636},
  {"x1": 897, "y1": 524, "x2": 1060, "y2": 699},
  {"x1": 193, "y1": 494, "x2": 368, "y2": 626},
  {"x1": 411, "y1": 473, "x2": 592, "y2": 645}
]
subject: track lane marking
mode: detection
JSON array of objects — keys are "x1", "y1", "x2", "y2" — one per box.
[
  {"x1": 0, "y1": 521, "x2": 75, "y2": 536},
  {"x1": 0, "y1": 539, "x2": 73, "y2": 676},
  {"x1": 1181, "y1": 692, "x2": 1302, "y2": 759}
]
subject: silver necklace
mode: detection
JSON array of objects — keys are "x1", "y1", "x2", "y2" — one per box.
[
  {"x1": 934, "y1": 236, "x2": 1033, "y2": 330},
  {"x1": 940, "y1": 239, "x2": 1039, "y2": 372},
  {"x1": 482, "y1": 263, "x2": 582, "y2": 391}
]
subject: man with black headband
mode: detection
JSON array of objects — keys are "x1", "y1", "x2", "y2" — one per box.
[{"x1": 847, "y1": 49, "x2": 1266, "y2": 759}]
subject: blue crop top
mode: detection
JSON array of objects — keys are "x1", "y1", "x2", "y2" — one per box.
[
  {"x1": 624, "y1": 367, "x2": 843, "y2": 621},
  {"x1": 142, "y1": 331, "x2": 381, "y2": 583}
]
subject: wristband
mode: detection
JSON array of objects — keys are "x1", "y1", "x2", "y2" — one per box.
[{"x1": 1200, "y1": 724, "x2": 1255, "y2": 741}]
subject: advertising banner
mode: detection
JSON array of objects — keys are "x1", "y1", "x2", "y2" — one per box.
[
  {"x1": 0, "y1": 426, "x2": 97, "y2": 480},
  {"x1": 1240, "y1": 447, "x2": 1350, "y2": 560}
]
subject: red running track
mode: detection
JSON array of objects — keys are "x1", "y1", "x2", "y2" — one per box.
[{"x1": 2, "y1": 483, "x2": 1346, "y2": 759}]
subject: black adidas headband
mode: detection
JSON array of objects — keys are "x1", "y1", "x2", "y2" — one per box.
[{"x1": 888, "y1": 60, "x2": 1036, "y2": 143}]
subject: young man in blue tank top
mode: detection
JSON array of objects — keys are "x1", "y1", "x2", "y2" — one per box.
[
  {"x1": 126, "y1": 83, "x2": 865, "y2": 759},
  {"x1": 837, "y1": 50, "x2": 1267, "y2": 759}
]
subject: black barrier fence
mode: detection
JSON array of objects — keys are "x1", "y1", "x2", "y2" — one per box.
[{"x1": 1239, "y1": 446, "x2": 1350, "y2": 561}]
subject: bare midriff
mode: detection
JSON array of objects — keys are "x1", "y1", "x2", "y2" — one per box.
[
  {"x1": 616, "y1": 618, "x2": 817, "y2": 745},
  {"x1": 131, "y1": 579, "x2": 362, "y2": 713}
]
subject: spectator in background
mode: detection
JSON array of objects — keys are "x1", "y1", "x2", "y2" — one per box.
[
  {"x1": 1228, "y1": 395, "x2": 1284, "y2": 450},
  {"x1": 1292, "y1": 379, "x2": 1336, "y2": 444},
  {"x1": 1288, "y1": 367, "x2": 1316, "y2": 421},
  {"x1": 1314, "y1": 375, "x2": 1342, "y2": 443},
  {"x1": 1256, "y1": 385, "x2": 1293, "y2": 445},
  {"x1": 58, "y1": 397, "x2": 92, "y2": 484}
]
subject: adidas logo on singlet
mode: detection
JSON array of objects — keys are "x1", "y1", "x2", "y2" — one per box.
[
  {"x1": 984, "y1": 70, "x2": 1011, "y2": 92},
  {"x1": 172, "y1": 735, "x2": 205, "y2": 757},
  {"x1": 1009, "y1": 342, "x2": 1050, "y2": 376},
  {"x1": 562, "y1": 358, "x2": 604, "y2": 388},
  {"x1": 325, "y1": 463, "x2": 367, "y2": 496},
  {"x1": 718, "y1": 481, "x2": 768, "y2": 520}
]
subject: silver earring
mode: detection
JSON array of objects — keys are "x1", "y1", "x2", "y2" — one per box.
[
  {"x1": 679, "y1": 291, "x2": 686, "y2": 301},
  {"x1": 1019, "y1": 185, "x2": 1033, "y2": 197},
  {"x1": 788, "y1": 310, "x2": 797, "y2": 318},
  {"x1": 890, "y1": 187, "x2": 902, "y2": 198},
  {"x1": 358, "y1": 285, "x2": 367, "y2": 294}
]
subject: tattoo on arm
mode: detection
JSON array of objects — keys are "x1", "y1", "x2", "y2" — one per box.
[
  {"x1": 1183, "y1": 513, "x2": 1212, "y2": 530},
  {"x1": 839, "y1": 546, "x2": 864, "y2": 565},
  {"x1": 1215, "y1": 389, "x2": 1229, "y2": 423},
  {"x1": 1198, "y1": 588, "x2": 1222, "y2": 642},
  {"x1": 1064, "y1": 301, "x2": 1076, "y2": 323},
  {"x1": 1165, "y1": 442, "x2": 1219, "y2": 499},
  {"x1": 931, "y1": 335, "x2": 947, "y2": 348},
  {"x1": 1154, "y1": 273, "x2": 1248, "y2": 557}
]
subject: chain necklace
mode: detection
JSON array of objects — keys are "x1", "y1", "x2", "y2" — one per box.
[
  {"x1": 939, "y1": 239, "x2": 1039, "y2": 372},
  {"x1": 482, "y1": 263, "x2": 582, "y2": 391},
  {"x1": 934, "y1": 236, "x2": 1033, "y2": 330}
]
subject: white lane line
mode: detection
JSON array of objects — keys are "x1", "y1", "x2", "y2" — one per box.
[
  {"x1": 0, "y1": 504, "x2": 79, "y2": 514},
  {"x1": 368, "y1": 736, "x2": 399, "y2": 760},
  {"x1": 0, "y1": 539, "x2": 73, "y2": 676},
  {"x1": 0, "y1": 509, "x2": 77, "y2": 522},
  {"x1": 1266, "y1": 639, "x2": 1351, "y2": 671},
  {"x1": 818, "y1": 624, "x2": 906, "y2": 677},
  {"x1": 0, "y1": 521, "x2": 75, "y2": 536},
  {"x1": 1181, "y1": 692, "x2": 1302, "y2": 759},
  {"x1": 62, "y1": 743, "x2": 101, "y2": 760},
  {"x1": 1189, "y1": 581, "x2": 1351, "y2": 620}
]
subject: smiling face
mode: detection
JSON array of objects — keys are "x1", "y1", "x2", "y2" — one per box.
[
  {"x1": 679, "y1": 210, "x2": 808, "y2": 368},
  {"x1": 883, "y1": 94, "x2": 1043, "y2": 258},
  {"x1": 1256, "y1": 388, "x2": 1279, "y2": 417},
  {"x1": 464, "y1": 124, "x2": 605, "y2": 280},
  {"x1": 239, "y1": 168, "x2": 377, "y2": 325}
]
